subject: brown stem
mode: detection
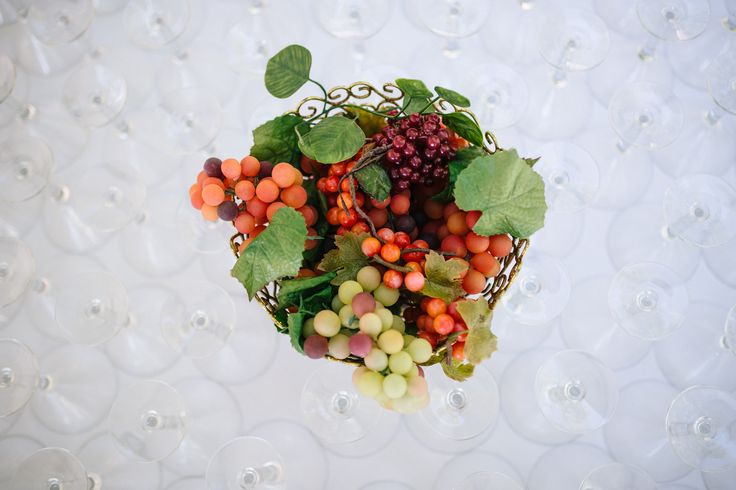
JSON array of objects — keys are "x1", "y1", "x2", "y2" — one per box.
[
  {"x1": 372, "y1": 256, "x2": 412, "y2": 273},
  {"x1": 401, "y1": 247, "x2": 456, "y2": 257}
]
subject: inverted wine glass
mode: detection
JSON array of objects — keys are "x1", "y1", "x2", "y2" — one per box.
[
  {"x1": 593, "y1": 0, "x2": 645, "y2": 38},
  {"x1": 663, "y1": 174, "x2": 736, "y2": 248},
  {"x1": 480, "y1": 1, "x2": 540, "y2": 66},
  {"x1": 608, "y1": 261, "x2": 688, "y2": 340},
  {"x1": 490, "y1": 307, "x2": 558, "y2": 354},
  {"x1": 156, "y1": 47, "x2": 236, "y2": 105},
  {"x1": 535, "y1": 142, "x2": 599, "y2": 213},
  {"x1": 0, "y1": 133, "x2": 53, "y2": 204},
  {"x1": 726, "y1": 304, "x2": 736, "y2": 354},
  {"x1": 529, "y1": 207, "x2": 585, "y2": 258},
  {"x1": 124, "y1": 0, "x2": 191, "y2": 50},
  {"x1": 579, "y1": 463, "x2": 657, "y2": 490},
  {"x1": 78, "y1": 433, "x2": 162, "y2": 490},
  {"x1": 666, "y1": 386, "x2": 736, "y2": 471},
  {"x1": 62, "y1": 61, "x2": 128, "y2": 128},
  {"x1": 452, "y1": 471, "x2": 523, "y2": 490},
  {"x1": 15, "y1": 447, "x2": 99, "y2": 490},
  {"x1": 0, "y1": 434, "x2": 42, "y2": 486},
  {"x1": 0, "y1": 235, "x2": 34, "y2": 325},
  {"x1": 206, "y1": 436, "x2": 285, "y2": 490},
  {"x1": 432, "y1": 451, "x2": 523, "y2": 490},
  {"x1": 636, "y1": 0, "x2": 710, "y2": 60},
  {"x1": 360, "y1": 482, "x2": 414, "y2": 490},
  {"x1": 462, "y1": 63, "x2": 528, "y2": 130},
  {"x1": 528, "y1": 443, "x2": 611, "y2": 490},
  {"x1": 409, "y1": 0, "x2": 491, "y2": 59}
]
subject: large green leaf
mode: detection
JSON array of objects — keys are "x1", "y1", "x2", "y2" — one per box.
[
  {"x1": 403, "y1": 97, "x2": 435, "y2": 115},
  {"x1": 454, "y1": 149, "x2": 547, "y2": 238},
  {"x1": 264, "y1": 44, "x2": 312, "y2": 98},
  {"x1": 354, "y1": 162, "x2": 391, "y2": 201},
  {"x1": 344, "y1": 106, "x2": 387, "y2": 137},
  {"x1": 231, "y1": 207, "x2": 307, "y2": 299},
  {"x1": 250, "y1": 115, "x2": 304, "y2": 165},
  {"x1": 277, "y1": 272, "x2": 336, "y2": 308},
  {"x1": 441, "y1": 358, "x2": 475, "y2": 381},
  {"x1": 287, "y1": 312, "x2": 306, "y2": 355},
  {"x1": 395, "y1": 78, "x2": 433, "y2": 99},
  {"x1": 441, "y1": 112, "x2": 484, "y2": 147},
  {"x1": 457, "y1": 299, "x2": 497, "y2": 366},
  {"x1": 420, "y1": 251, "x2": 468, "y2": 303},
  {"x1": 317, "y1": 232, "x2": 370, "y2": 285},
  {"x1": 435, "y1": 86, "x2": 471, "y2": 107},
  {"x1": 433, "y1": 146, "x2": 487, "y2": 202},
  {"x1": 298, "y1": 116, "x2": 365, "y2": 164}
]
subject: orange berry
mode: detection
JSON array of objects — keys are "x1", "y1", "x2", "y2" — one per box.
[
  {"x1": 327, "y1": 206, "x2": 341, "y2": 226},
  {"x1": 272, "y1": 162, "x2": 297, "y2": 188},
  {"x1": 441, "y1": 234, "x2": 467, "y2": 257},
  {"x1": 377, "y1": 228, "x2": 395, "y2": 243},
  {"x1": 188, "y1": 183, "x2": 201, "y2": 197},
  {"x1": 281, "y1": 185, "x2": 308, "y2": 208},
  {"x1": 389, "y1": 193, "x2": 410, "y2": 215},
  {"x1": 297, "y1": 268, "x2": 317, "y2": 278},
  {"x1": 234, "y1": 212, "x2": 256, "y2": 234},
  {"x1": 196, "y1": 171, "x2": 207, "y2": 185},
  {"x1": 247, "y1": 197, "x2": 268, "y2": 218},
  {"x1": 443, "y1": 202, "x2": 459, "y2": 219},
  {"x1": 221, "y1": 158, "x2": 241, "y2": 180},
  {"x1": 383, "y1": 269, "x2": 403, "y2": 289},
  {"x1": 405, "y1": 261, "x2": 423, "y2": 273},
  {"x1": 367, "y1": 207, "x2": 388, "y2": 228},
  {"x1": 425, "y1": 298, "x2": 447, "y2": 318},
  {"x1": 201, "y1": 184, "x2": 225, "y2": 206},
  {"x1": 488, "y1": 234, "x2": 513, "y2": 258},
  {"x1": 190, "y1": 191, "x2": 204, "y2": 210},
  {"x1": 452, "y1": 342, "x2": 465, "y2": 360},
  {"x1": 240, "y1": 156, "x2": 260, "y2": 177},
  {"x1": 305, "y1": 227, "x2": 318, "y2": 250},
  {"x1": 255, "y1": 179, "x2": 280, "y2": 203},
  {"x1": 238, "y1": 237, "x2": 253, "y2": 252},
  {"x1": 465, "y1": 231, "x2": 490, "y2": 254},
  {"x1": 447, "y1": 211, "x2": 469, "y2": 236},
  {"x1": 202, "y1": 177, "x2": 225, "y2": 190},
  {"x1": 234, "y1": 180, "x2": 255, "y2": 201},
  {"x1": 433, "y1": 313, "x2": 455, "y2": 335},
  {"x1": 466, "y1": 210, "x2": 482, "y2": 229},
  {"x1": 201, "y1": 204, "x2": 218, "y2": 221},
  {"x1": 266, "y1": 202, "x2": 287, "y2": 221},
  {"x1": 380, "y1": 243, "x2": 401, "y2": 263},
  {"x1": 404, "y1": 271, "x2": 425, "y2": 292},
  {"x1": 462, "y1": 268, "x2": 487, "y2": 294},
  {"x1": 337, "y1": 192, "x2": 353, "y2": 209},
  {"x1": 297, "y1": 205, "x2": 317, "y2": 227},
  {"x1": 361, "y1": 237, "x2": 381, "y2": 257}
]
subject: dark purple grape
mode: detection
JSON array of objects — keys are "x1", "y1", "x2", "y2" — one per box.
[
  {"x1": 386, "y1": 149, "x2": 402, "y2": 164},
  {"x1": 258, "y1": 161, "x2": 273, "y2": 178},
  {"x1": 389, "y1": 167, "x2": 401, "y2": 180},
  {"x1": 409, "y1": 172, "x2": 421, "y2": 183},
  {"x1": 420, "y1": 166, "x2": 431, "y2": 176},
  {"x1": 399, "y1": 166, "x2": 412, "y2": 178},
  {"x1": 424, "y1": 148, "x2": 437, "y2": 160},
  {"x1": 395, "y1": 179, "x2": 410, "y2": 190},
  {"x1": 203, "y1": 157, "x2": 224, "y2": 178},
  {"x1": 437, "y1": 129, "x2": 449, "y2": 141},
  {"x1": 405, "y1": 128, "x2": 419, "y2": 140},
  {"x1": 408, "y1": 114, "x2": 421, "y2": 127},
  {"x1": 392, "y1": 135, "x2": 406, "y2": 150},
  {"x1": 409, "y1": 156, "x2": 422, "y2": 169},
  {"x1": 395, "y1": 214, "x2": 416, "y2": 234},
  {"x1": 426, "y1": 135, "x2": 440, "y2": 150},
  {"x1": 439, "y1": 144, "x2": 451, "y2": 157},
  {"x1": 418, "y1": 232, "x2": 440, "y2": 249},
  {"x1": 402, "y1": 142, "x2": 416, "y2": 158},
  {"x1": 413, "y1": 210, "x2": 428, "y2": 228},
  {"x1": 217, "y1": 200, "x2": 238, "y2": 221},
  {"x1": 432, "y1": 167, "x2": 445, "y2": 179}
]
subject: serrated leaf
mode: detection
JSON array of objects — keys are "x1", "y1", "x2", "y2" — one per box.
[
  {"x1": 421, "y1": 353, "x2": 444, "y2": 366},
  {"x1": 420, "y1": 251, "x2": 468, "y2": 303},
  {"x1": 354, "y1": 162, "x2": 391, "y2": 201},
  {"x1": 250, "y1": 115, "x2": 304, "y2": 165},
  {"x1": 264, "y1": 44, "x2": 312, "y2": 98},
  {"x1": 435, "y1": 86, "x2": 471, "y2": 107},
  {"x1": 395, "y1": 78, "x2": 433, "y2": 99},
  {"x1": 454, "y1": 149, "x2": 547, "y2": 238},
  {"x1": 524, "y1": 156, "x2": 541, "y2": 167},
  {"x1": 457, "y1": 299, "x2": 497, "y2": 365},
  {"x1": 344, "y1": 106, "x2": 387, "y2": 137},
  {"x1": 433, "y1": 146, "x2": 487, "y2": 202},
  {"x1": 317, "y1": 232, "x2": 370, "y2": 285},
  {"x1": 277, "y1": 272, "x2": 336, "y2": 308},
  {"x1": 298, "y1": 116, "x2": 365, "y2": 164},
  {"x1": 441, "y1": 358, "x2": 475, "y2": 381},
  {"x1": 287, "y1": 312, "x2": 306, "y2": 355},
  {"x1": 441, "y1": 112, "x2": 484, "y2": 147},
  {"x1": 231, "y1": 207, "x2": 307, "y2": 300}
]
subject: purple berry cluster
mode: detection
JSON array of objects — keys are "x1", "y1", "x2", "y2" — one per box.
[{"x1": 372, "y1": 113, "x2": 455, "y2": 192}]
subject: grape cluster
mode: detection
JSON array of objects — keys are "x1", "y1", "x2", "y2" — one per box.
[
  {"x1": 373, "y1": 113, "x2": 460, "y2": 192},
  {"x1": 300, "y1": 266, "x2": 432, "y2": 413}
]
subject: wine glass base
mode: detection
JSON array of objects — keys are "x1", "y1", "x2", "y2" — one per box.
[
  {"x1": 14, "y1": 447, "x2": 89, "y2": 490},
  {"x1": 0, "y1": 339, "x2": 39, "y2": 417},
  {"x1": 78, "y1": 434, "x2": 162, "y2": 489},
  {"x1": 704, "y1": 241, "x2": 736, "y2": 288},
  {"x1": 431, "y1": 451, "x2": 523, "y2": 490},
  {"x1": 480, "y1": 6, "x2": 540, "y2": 66},
  {"x1": 530, "y1": 209, "x2": 584, "y2": 257},
  {"x1": 528, "y1": 443, "x2": 611, "y2": 490},
  {"x1": 0, "y1": 435, "x2": 42, "y2": 485},
  {"x1": 492, "y1": 308, "x2": 558, "y2": 354}
]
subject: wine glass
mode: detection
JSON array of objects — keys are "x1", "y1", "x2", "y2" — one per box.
[
  {"x1": 655, "y1": 302, "x2": 736, "y2": 391},
  {"x1": 530, "y1": 207, "x2": 585, "y2": 258},
  {"x1": 405, "y1": 365, "x2": 500, "y2": 450},
  {"x1": 156, "y1": 47, "x2": 236, "y2": 106},
  {"x1": 14, "y1": 447, "x2": 98, "y2": 490},
  {"x1": 606, "y1": 203, "x2": 701, "y2": 280},
  {"x1": 608, "y1": 261, "x2": 689, "y2": 340},
  {"x1": 0, "y1": 133, "x2": 54, "y2": 204},
  {"x1": 409, "y1": 0, "x2": 491, "y2": 58},
  {"x1": 451, "y1": 471, "x2": 524, "y2": 490},
  {"x1": 0, "y1": 0, "x2": 29, "y2": 28},
  {"x1": 0, "y1": 434, "x2": 42, "y2": 486},
  {"x1": 175, "y1": 193, "x2": 235, "y2": 254},
  {"x1": 636, "y1": 0, "x2": 711, "y2": 60},
  {"x1": 579, "y1": 463, "x2": 657, "y2": 490},
  {"x1": 109, "y1": 379, "x2": 187, "y2": 462},
  {"x1": 78, "y1": 433, "x2": 162, "y2": 490},
  {"x1": 666, "y1": 386, "x2": 736, "y2": 471},
  {"x1": 704, "y1": 239, "x2": 736, "y2": 288},
  {"x1": 491, "y1": 307, "x2": 558, "y2": 354},
  {"x1": 534, "y1": 141, "x2": 600, "y2": 213},
  {"x1": 593, "y1": 0, "x2": 646, "y2": 39},
  {"x1": 206, "y1": 436, "x2": 285, "y2": 490},
  {"x1": 534, "y1": 350, "x2": 619, "y2": 434},
  {"x1": 528, "y1": 443, "x2": 612, "y2": 490},
  {"x1": 604, "y1": 380, "x2": 692, "y2": 482},
  {"x1": 432, "y1": 451, "x2": 523, "y2": 490},
  {"x1": 608, "y1": 82, "x2": 684, "y2": 150},
  {"x1": 461, "y1": 63, "x2": 528, "y2": 130},
  {"x1": 479, "y1": 0, "x2": 540, "y2": 66},
  {"x1": 0, "y1": 235, "x2": 34, "y2": 326},
  {"x1": 519, "y1": 7, "x2": 609, "y2": 140},
  {"x1": 124, "y1": 0, "x2": 191, "y2": 50},
  {"x1": 499, "y1": 251, "x2": 571, "y2": 326},
  {"x1": 663, "y1": 174, "x2": 736, "y2": 248},
  {"x1": 62, "y1": 60, "x2": 128, "y2": 128}
]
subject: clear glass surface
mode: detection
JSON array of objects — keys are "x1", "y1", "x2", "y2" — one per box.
[
  {"x1": 0, "y1": 435, "x2": 42, "y2": 486},
  {"x1": 453, "y1": 471, "x2": 523, "y2": 490},
  {"x1": 124, "y1": 0, "x2": 190, "y2": 49},
  {"x1": 707, "y1": 44, "x2": 736, "y2": 114},
  {"x1": 0, "y1": 236, "x2": 34, "y2": 307},
  {"x1": 0, "y1": 338, "x2": 39, "y2": 416},
  {"x1": 412, "y1": 0, "x2": 490, "y2": 38},
  {"x1": 462, "y1": 63, "x2": 528, "y2": 129},
  {"x1": 636, "y1": 0, "x2": 710, "y2": 41},
  {"x1": 528, "y1": 443, "x2": 611, "y2": 490},
  {"x1": 726, "y1": 304, "x2": 736, "y2": 355},
  {"x1": 593, "y1": 0, "x2": 644, "y2": 38},
  {"x1": 530, "y1": 209, "x2": 584, "y2": 258},
  {"x1": 78, "y1": 434, "x2": 162, "y2": 490},
  {"x1": 314, "y1": 0, "x2": 391, "y2": 41},
  {"x1": 0, "y1": 54, "x2": 15, "y2": 104},
  {"x1": 537, "y1": 8, "x2": 610, "y2": 71},
  {"x1": 14, "y1": 447, "x2": 90, "y2": 490},
  {"x1": 704, "y1": 239, "x2": 736, "y2": 288},
  {"x1": 63, "y1": 62, "x2": 128, "y2": 128},
  {"x1": 432, "y1": 451, "x2": 522, "y2": 490},
  {"x1": 28, "y1": 0, "x2": 95, "y2": 44},
  {"x1": 0, "y1": 134, "x2": 54, "y2": 203},
  {"x1": 480, "y1": 3, "x2": 540, "y2": 65},
  {"x1": 206, "y1": 437, "x2": 285, "y2": 490},
  {"x1": 579, "y1": 463, "x2": 657, "y2": 490},
  {"x1": 535, "y1": 142, "x2": 599, "y2": 213}
]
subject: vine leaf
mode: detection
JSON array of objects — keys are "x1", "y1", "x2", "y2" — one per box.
[
  {"x1": 317, "y1": 232, "x2": 370, "y2": 285},
  {"x1": 354, "y1": 163, "x2": 391, "y2": 201},
  {"x1": 344, "y1": 107, "x2": 387, "y2": 137},
  {"x1": 264, "y1": 44, "x2": 312, "y2": 98},
  {"x1": 457, "y1": 299, "x2": 497, "y2": 365},
  {"x1": 433, "y1": 146, "x2": 486, "y2": 202},
  {"x1": 441, "y1": 112, "x2": 484, "y2": 147},
  {"x1": 277, "y1": 272, "x2": 337, "y2": 309},
  {"x1": 395, "y1": 78, "x2": 433, "y2": 99},
  {"x1": 441, "y1": 358, "x2": 475, "y2": 381},
  {"x1": 250, "y1": 115, "x2": 304, "y2": 165},
  {"x1": 435, "y1": 86, "x2": 471, "y2": 107},
  {"x1": 420, "y1": 251, "x2": 468, "y2": 303},
  {"x1": 287, "y1": 312, "x2": 306, "y2": 355},
  {"x1": 298, "y1": 116, "x2": 365, "y2": 164}
]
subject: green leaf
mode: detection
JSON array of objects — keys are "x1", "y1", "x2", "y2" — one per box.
[
  {"x1": 420, "y1": 251, "x2": 469, "y2": 303},
  {"x1": 395, "y1": 78, "x2": 433, "y2": 99},
  {"x1": 441, "y1": 358, "x2": 475, "y2": 381},
  {"x1": 277, "y1": 272, "x2": 336, "y2": 308},
  {"x1": 524, "y1": 156, "x2": 541, "y2": 167},
  {"x1": 287, "y1": 312, "x2": 306, "y2": 355},
  {"x1": 344, "y1": 107, "x2": 387, "y2": 137},
  {"x1": 441, "y1": 112, "x2": 484, "y2": 147},
  {"x1": 457, "y1": 299, "x2": 497, "y2": 365},
  {"x1": 302, "y1": 178, "x2": 330, "y2": 266},
  {"x1": 433, "y1": 146, "x2": 487, "y2": 202},
  {"x1": 354, "y1": 163, "x2": 391, "y2": 201},
  {"x1": 317, "y1": 232, "x2": 370, "y2": 285},
  {"x1": 454, "y1": 149, "x2": 547, "y2": 238},
  {"x1": 264, "y1": 44, "x2": 312, "y2": 98},
  {"x1": 250, "y1": 115, "x2": 304, "y2": 165},
  {"x1": 300, "y1": 287, "x2": 333, "y2": 315},
  {"x1": 403, "y1": 97, "x2": 435, "y2": 115},
  {"x1": 435, "y1": 86, "x2": 471, "y2": 107},
  {"x1": 298, "y1": 116, "x2": 365, "y2": 164},
  {"x1": 231, "y1": 207, "x2": 308, "y2": 300}
]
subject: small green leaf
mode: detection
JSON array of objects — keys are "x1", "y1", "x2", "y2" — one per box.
[
  {"x1": 264, "y1": 44, "x2": 312, "y2": 98},
  {"x1": 441, "y1": 358, "x2": 475, "y2": 381},
  {"x1": 395, "y1": 78, "x2": 433, "y2": 99},
  {"x1": 403, "y1": 97, "x2": 435, "y2": 115},
  {"x1": 277, "y1": 272, "x2": 336, "y2": 308},
  {"x1": 457, "y1": 299, "x2": 496, "y2": 365},
  {"x1": 344, "y1": 107, "x2": 387, "y2": 137},
  {"x1": 298, "y1": 116, "x2": 365, "y2": 164},
  {"x1": 231, "y1": 207, "x2": 307, "y2": 299},
  {"x1": 435, "y1": 86, "x2": 471, "y2": 107},
  {"x1": 441, "y1": 112, "x2": 484, "y2": 147},
  {"x1": 524, "y1": 156, "x2": 541, "y2": 167},
  {"x1": 318, "y1": 232, "x2": 370, "y2": 285},
  {"x1": 250, "y1": 115, "x2": 304, "y2": 165},
  {"x1": 454, "y1": 149, "x2": 547, "y2": 238},
  {"x1": 420, "y1": 251, "x2": 469, "y2": 303},
  {"x1": 354, "y1": 163, "x2": 391, "y2": 201},
  {"x1": 287, "y1": 312, "x2": 306, "y2": 355},
  {"x1": 433, "y1": 146, "x2": 487, "y2": 202}
]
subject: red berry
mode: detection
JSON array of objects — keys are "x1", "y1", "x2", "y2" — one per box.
[
  {"x1": 404, "y1": 271, "x2": 425, "y2": 292},
  {"x1": 433, "y1": 313, "x2": 455, "y2": 336},
  {"x1": 441, "y1": 234, "x2": 468, "y2": 258},
  {"x1": 361, "y1": 237, "x2": 381, "y2": 257},
  {"x1": 466, "y1": 210, "x2": 482, "y2": 229},
  {"x1": 377, "y1": 228, "x2": 395, "y2": 243},
  {"x1": 488, "y1": 234, "x2": 513, "y2": 258},
  {"x1": 383, "y1": 269, "x2": 403, "y2": 289},
  {"x1": 424, "y1": 298, "x2": 447, "y2": 318},
  {"x1": 452, "y1": 342, "x2": 465, "y2": 360},
  {"x1": 462, "y1": 268, "x2": 487, "y2": 294},
  {"x1": 394, "y1": 231, "x2": 411, "y2": 249},
  {"x1": 465, "y1": 231, "x2": 490, "y2": 254},
  {"x1": 380, "y1": 243, "x2": 401, "y2": 263}
]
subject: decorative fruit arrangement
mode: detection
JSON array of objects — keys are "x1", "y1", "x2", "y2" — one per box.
[{"x1": 188, "y1": 45, "x2": 547, "y2": 413}]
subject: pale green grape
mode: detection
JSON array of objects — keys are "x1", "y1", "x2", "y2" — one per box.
[
  {"x1": 302, "y1": 317, "x2": 316, "y2": 338},
  {"x1": 356, "y1": 370, "x2": 383, "y2": 397},
  {"x1": 328, "y1": 333, "x2": 351, "y2": 359},
  {"x1": 377, "y1": 329, "x2": 404, "y2": 354},
  {"x1": 391, "y1": 315, "x2": 406, "y2": 333},
  {"x1": 407, "y1": 364, "x2": 420, "y2": 378},
  {"x1": 364, "y1": 347, "x2": 388, "y2": 371},
  {"x1": 373, "y1": 284, "x2": 399, "y2": 306},
  {"x1": 338, "y1": 280, "x2": 363, "y2": 304},
  {"x1": 314, "y1": 309, "x2": 341, "y2": 337},
  {"x1": 383, "y1": 373, "x2": 408, "y2": 399},
  {"x1": 407, "y1": 338, "x2": 433, "y2": 363},
  {"x1": 376, "y1": 308, "x2": 394, "y2": 331},
  {"x1": 331, "y1": 295, "x2": 344, "y2": 312},
  {"x1": 339, "y1": 304, "x2": 357, "y2": 329},
  {"x1": 407, "y1": 375, "x2": 428, "y2": 397},
  {"x1": 359, "y1": 312, "x2": 382, "y2": 337},
  {"x1": 402, "y1": 334, "x2": 416, "y2": 348},
  {"x1": 356, "y1": 266, "x2": 381, "y2": 291},
  {"x1": 352, "y1": 366, "x2": 368, "y2": 385},
  {"x1": 388, "y1": 351, "x2": 414, "y2": 375}
]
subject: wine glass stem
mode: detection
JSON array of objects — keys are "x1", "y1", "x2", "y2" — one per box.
[
  {"x1": 638, "y1": 37, "x2": 660, "y2": 61},
  {"x1": 142, "y1": 410, "x2": 185, "y2": 431},
  {"x1": 351, "y1": 40, "x2": 365, "y2": 75},
  {"x1": 723, "y1": 14, "x2": 736, "y2": 31},
  {"x1": 239, "y1": 462, "x2": 282, "y2": 489},
  {"x1": 705, "y1": 104, "x2": 725, "y2": 126}
]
